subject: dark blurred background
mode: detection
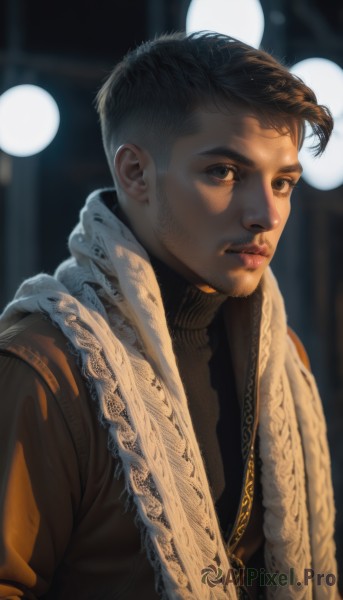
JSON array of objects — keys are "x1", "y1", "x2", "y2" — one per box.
[{"x1": 0, "y1": 0, "x2": 342, "y2": 583}]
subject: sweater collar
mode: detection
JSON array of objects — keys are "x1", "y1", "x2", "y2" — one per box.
[{"x1": 148, "y1": 253, "x2": 228, "y2": 331}]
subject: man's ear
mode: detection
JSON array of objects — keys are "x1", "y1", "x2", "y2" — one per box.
[{"x1": 114, "y1": 143, "x2": 151, "y2": 202}]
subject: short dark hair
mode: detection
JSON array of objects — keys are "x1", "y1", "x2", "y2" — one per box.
[{"x1": 96, "y1": 31, "x2": 333, "y2": 177}]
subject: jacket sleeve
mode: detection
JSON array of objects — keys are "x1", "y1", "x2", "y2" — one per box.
[{"x1": 0, "y1": 353, "x2": 82, "y2": 599}]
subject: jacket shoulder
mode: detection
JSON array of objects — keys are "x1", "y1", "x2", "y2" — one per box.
[
  {"x1": 0, "y1": 312, "x2": 93, "y2": 479},
  {"x1": 0, "y1": 312, "x2": 82, "y2": 398},
  {"x1": 287, "y1": 326, "x2": 311, "y2": 370}
]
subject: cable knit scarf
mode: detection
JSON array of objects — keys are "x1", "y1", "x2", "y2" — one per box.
[{"x1": 0, "y1": 190, "x2": 337, "y2": 599}]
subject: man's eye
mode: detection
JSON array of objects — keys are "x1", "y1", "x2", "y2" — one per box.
[
  {"x1": 208, "y1": 165, "x2": 238, "y2": 181},
  {"x1": 273, "y1": 178, "x2": 297, "y2": 195}
]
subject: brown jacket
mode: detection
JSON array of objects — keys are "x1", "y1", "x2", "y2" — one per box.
[{"x1": 0, "y1": 312, "x2": 309, "y2": 599}]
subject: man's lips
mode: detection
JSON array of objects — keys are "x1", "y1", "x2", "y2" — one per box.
[
  {"x1": 224, "y1": 243, "x2": 271, "y2": 257},
  {"x1": 223, "y1": 243, "x2": 272, "y2": 269}
]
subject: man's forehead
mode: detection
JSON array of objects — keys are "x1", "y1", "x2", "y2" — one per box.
[
  {"x1": 187, "y1": 104, "x2": 300, "y2": 138},
  {"x1": 165, "y1": 105, "x2": 302, "y2": 173},
  {"x1": 173, "y1": 105, "x2": 301, "y2": 153}
]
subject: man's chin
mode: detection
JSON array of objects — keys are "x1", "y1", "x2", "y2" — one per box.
[{"x1": 204, "y1": 272, "x2": 263, "y2": 298}]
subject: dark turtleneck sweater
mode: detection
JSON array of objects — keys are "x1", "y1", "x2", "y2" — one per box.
[{"x1": 149, "y1": 254, "x2": 244, "y2": 542}]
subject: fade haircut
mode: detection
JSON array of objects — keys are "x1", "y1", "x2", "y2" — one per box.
[{"x1": 96, "y1": 31, "x2": 333, "y2": 179}]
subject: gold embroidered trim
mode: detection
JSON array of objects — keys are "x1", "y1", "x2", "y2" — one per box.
[
  {"x1": 227, "y1": 453, "x2": 255, "y2": 549},
  {"x1": 227, "y1": 290, "x2": 262, "y2": 553},
  {"x1": 225, "y1": 550, "x2": 254, "y2": 599},
  {"x1": 241, "y1": 293, "x2": 262, "y2": 460}
]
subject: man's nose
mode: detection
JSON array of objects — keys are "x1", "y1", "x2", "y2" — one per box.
[{"x1": 240, "y1": 183, "x2": 281, "y2": 232}]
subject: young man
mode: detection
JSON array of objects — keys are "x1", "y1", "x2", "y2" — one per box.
[{"x1": 0, "y1": 32, "x2": 340, "y2": 599}]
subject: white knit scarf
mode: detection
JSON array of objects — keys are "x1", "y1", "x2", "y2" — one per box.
[{"x1": 0, "y1": 191, "x2": 337, "y2": 599}]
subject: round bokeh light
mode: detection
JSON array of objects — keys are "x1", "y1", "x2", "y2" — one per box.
[
  {"x1": 0, "y1": 84, "x2": 60, "y2": 157},
  {"x1": 186, "y1": 0, "x2": 265, "y2": 48},
  {"x1": 299, "y1": 120, "x2": 343, "y2": 191},
  {"x1": 291, "y1": 58, "x2": 343, "y2": 190}
]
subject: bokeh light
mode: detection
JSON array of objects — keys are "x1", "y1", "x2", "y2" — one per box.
[
  {"x1": 0, "y1": 84, "x2": 60, "y2": 157},
  {"x1": 186, "y1": 0, "x2": 265, "y2": 48},
  {"x1": 291, "y1": 58, "x2": 343, "y2": 190}
]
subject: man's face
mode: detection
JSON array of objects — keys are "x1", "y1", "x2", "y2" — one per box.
[{"x1": 140, "y1": 107, "x2": 302, "y2": 297}]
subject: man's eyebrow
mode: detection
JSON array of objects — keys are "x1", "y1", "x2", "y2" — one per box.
[
  {"x1": 197, "y1": 146, "x2": 303, "y2": 174},
  {"x1": 197, "y1": 147, "x2": 255, "y2": 168},
  {"x1": 278, "y1": 163, "x2": 303, "y2": 175}
]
